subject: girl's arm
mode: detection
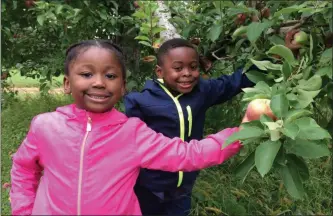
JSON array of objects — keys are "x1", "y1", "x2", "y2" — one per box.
[
  {"x1": 10, "y1": 117, "x2": 43, "y2": 215},
  {"x1": 134, "y1": 118, "x2": 242, "y2": 171}
]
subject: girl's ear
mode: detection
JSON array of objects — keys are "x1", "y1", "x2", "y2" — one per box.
[
  {"x1": 121, "y1": 81, "x2": 126, "y2": 96},
  {"x1": 155, "y1": 65, "x2": 163, "y2": 79},
  {"x1": 63, "y1": 75, "x2": 71, "y2": 94}
]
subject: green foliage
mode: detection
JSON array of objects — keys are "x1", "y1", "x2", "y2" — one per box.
[{"x1": 1, "y1": 0, "x2": 332, "y2": 213}]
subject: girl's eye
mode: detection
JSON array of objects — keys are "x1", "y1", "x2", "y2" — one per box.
[
  {"x1": 191, "y1": 65, "x2": 198, "y2": 70},
  {"x1": 80, "y1": 72, "x2": 92, "y2": 78},
  {"x1": 106, "y1": 74, "x2": 117, "y2": 79}
]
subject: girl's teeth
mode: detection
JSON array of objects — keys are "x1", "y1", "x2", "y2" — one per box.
[{"x1": 91, "y1": 96, "x2": 106, "y2": 99}]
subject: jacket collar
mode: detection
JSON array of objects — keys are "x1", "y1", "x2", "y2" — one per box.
[{"x1": 56, "y1": 104, "x2": 128, "y2": 127}]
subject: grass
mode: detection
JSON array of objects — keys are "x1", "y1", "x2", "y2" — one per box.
[
  {"x1": 1, "y1": 94, "x2": 332, "y2": 215},
  {"x1": 6, "y1": 70, "x2": 64, "y2": 88}
]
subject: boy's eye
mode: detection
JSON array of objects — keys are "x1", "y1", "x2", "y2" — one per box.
[
  {"x1": 191, "y1": 65, "x2": 198, "y2": 70},
  {"x1": 106, "y1": 74, "x2": 117, "y2": 79},
  {"x1": 174, "y1": 67, "x2": 182, "y2": 71},
  {"x1": 80, "y1": 72, "x2": 92, "y2": 78}
]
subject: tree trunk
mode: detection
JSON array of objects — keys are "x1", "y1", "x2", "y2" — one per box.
[{"x1": 155, "y1": 1, "x2": 181, "y2": 42}]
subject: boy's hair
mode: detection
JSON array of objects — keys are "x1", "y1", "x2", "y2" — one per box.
[
  {"x1": 156, "y1": 38, "x2": 198, "y2": 66},
  {"x1": 64, "y1": 39, "x2": 126, "y2": 80}
]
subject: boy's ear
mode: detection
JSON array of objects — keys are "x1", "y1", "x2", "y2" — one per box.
[
  {"x1": 63, "y1": 75, "x2": 71, "y2": 94},
  {"x1": 155, "y1": 65, "x2": 163, "y2": 79}
]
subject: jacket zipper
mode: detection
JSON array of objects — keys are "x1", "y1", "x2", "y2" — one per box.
[
  {"x1": 77, "y1": 117, "x2": 91, "y2": 215},
  {"x1": 186, "y1": 106, "x2": 192, "y2": 137},
  {"x1": 157, "y1": 81, "x2": 185, "y2": 187}
]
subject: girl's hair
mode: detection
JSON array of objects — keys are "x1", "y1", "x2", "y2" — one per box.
[
  {"x1": 64, "y1": 39, "x2": 126, "y2": 80},
  {"x1": 156, "y1": 38, "x2": 198, "y2": 66}
]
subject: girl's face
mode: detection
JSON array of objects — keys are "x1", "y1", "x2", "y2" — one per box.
[
  {"x1": 63, "y1": 46, "x2": 125, "y2": 113},
  {"x1": 155, "y1": 47, "x2": 200, "y2": 95}
]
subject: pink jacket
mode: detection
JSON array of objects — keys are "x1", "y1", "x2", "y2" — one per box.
[{"x1": 10, "y1": 104, "x2": 241, "y2": 215}]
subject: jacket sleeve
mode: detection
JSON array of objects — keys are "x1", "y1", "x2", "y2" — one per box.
[
  {"x1": 10, "y1": 116, "x2": 43, "y2": 215},
  {"x1": 134, "y1": 119, "x2": 242, "y2": 171},
  {"x1": 202, "y1": 67, "x2": 254, "y2": 107},
  {"x1": 123, "y1": 93, "x2": 144, "y2": 120}
]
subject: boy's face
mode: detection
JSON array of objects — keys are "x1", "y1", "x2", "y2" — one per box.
[
  {"x1": 156, "y1": 47, "x2": 200, "y2": 94},
  {"x1": 63, "y1": 47, "x2": 125, "y2": 113}
]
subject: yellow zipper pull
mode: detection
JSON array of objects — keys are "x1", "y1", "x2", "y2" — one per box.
[{"x1": 87, "y1": 117, "x2": 92, "y2": 131}]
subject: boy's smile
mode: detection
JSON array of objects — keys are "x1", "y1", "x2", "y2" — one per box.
[{"x1": 64, "y1": 47, "x2": 125, "y2": 113}]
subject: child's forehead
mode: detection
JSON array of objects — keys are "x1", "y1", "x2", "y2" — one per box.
[{"x1": 163, "y1": 47, "x2": 199, "y2": 61}]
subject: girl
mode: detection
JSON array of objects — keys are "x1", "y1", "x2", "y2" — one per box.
[{"x1": 10, "y1": 39, "x2": 245, "y2": 215}]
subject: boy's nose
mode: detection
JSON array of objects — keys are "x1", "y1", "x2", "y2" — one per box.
[{"x1": 183, "y1": 68, "x2": 191, "y2": 76}]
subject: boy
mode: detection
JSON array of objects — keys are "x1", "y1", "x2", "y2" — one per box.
[{"x1": 124, "y1": 38, "x2": 259, "y2": 215}]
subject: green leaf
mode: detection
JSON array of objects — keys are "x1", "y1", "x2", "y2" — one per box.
[
  {"x1": 132, "y1": 11, "x2": 146, "y2": 19},
  {"x1": 268, "y1": 35, "x2": 285, "y2": 45},
  {"x1": 255, "y1": 140, "x2": 282, "y2": 177},
  {"x1": 286, "y1": 154, "x2": 309, "y2": 181},
  {"x1": 284, "y1": 109, "x2": 313, "y2": 124},
  {"x1": 282, "y1": 123, "x2": 299, "y2": 140},
  {"x1": 294, "y1": 117, "x2": 332, "y2": 140},
  {"x1": 286, "y1": 139, "x2": 330, "y2": 158},
  {"x1": 320, "y1": 48, "x2": 332, "y2": 64},
  {"x1": 280, "y1": 161, "x2": 305, "y2": 199},
  {"x1": 37, "y1": 15, "x2": 45, "y2": 26},
  {"x1": 263, "y1": 122, "x2": 282, "y2": 131},
  {"x1": 152, "y1": 27, "x2": 165, "y2": 35},
  {"x1": 317, "y1": 67, "x2": 332, "y2": 78},
  {"x1": 246, "y1": 22, "x2": 272, "y2": 42},
  {"x1": 182, "y1": 24, "x2": 195, "y2": 38},
  {"x1": 274, "y1": 6, "x2": 301, "y2": 17},
  {"x1": 287, "y1": 93, "x2": 298, "y2": 101},
  {"x1": 297, "y1": 75, "x2": 322, "y2": 91},
  {"x1": 55, "y1": 5, "x2": 63, "y2": 15},
  {"x1": 282, "y1": 61, "x2": 292, "y2": 80},
  {"x1": 266, "y1": 45, "x2": 296, "y2": 66},
  {"x1": 270, "y1": 94, "x2": 289, "y2": 118},
  {"x1": 134, "y1": 35, "x2": 151, "y2": 42},
  {"x1": 260, "y1": 114, "x2": 274, "y2": 123},
  {"x1": 138, "y1": 41, "x2": 152, "y2": 47},
  {"x1": 270, "y1": 130, "x2": 282, "y2": 141},
  {"x1": 250, "y1": 59, "x2": 282, "y2": 71},
  {"x1": 245, "y1": 70, "x2": 269, "y2": 84},
  {"x1": 275, "y1": 147, "x2": 287, "y2": 166},
  {"x1": 207, "y1": 23, "x2": 223, "y2": 42},
  {"x1": 234, "y1": 151, "x2": 255, "y2": 184},
  {"x1": 291, "y1": 89, "x2": 320, "y2": 109},
  {"x1": 222, "y1": 127, "x2": 266, "y2": 149}
]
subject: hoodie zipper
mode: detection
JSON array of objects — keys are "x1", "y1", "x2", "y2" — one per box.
[
  {"x1": 186, "y1": 106, "x2": 192, "y2": 137},
  {"x1": 77, "y1": 117, "x2": 92, "y2": 215}
]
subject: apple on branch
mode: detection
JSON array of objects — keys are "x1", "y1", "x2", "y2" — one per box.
[{"x1": 242, "y1": 99, "x2": 277, "y2": 123}]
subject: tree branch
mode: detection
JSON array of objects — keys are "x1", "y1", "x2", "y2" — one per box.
[{"x1": 267, "y1": 17, "x2": 311, "y2": 35}]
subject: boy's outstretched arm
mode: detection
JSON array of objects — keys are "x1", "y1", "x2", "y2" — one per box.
[
  {"x1": 202, "y1": 65, "x2": 264, "y2": 107},
  {"x1": 134, "y1": 118, "x2": 242, "y2": 172},
  {"x1": 10, "y1": 117, "x2": 43, "y2": 215}
]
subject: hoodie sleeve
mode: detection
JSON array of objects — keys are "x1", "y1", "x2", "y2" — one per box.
[
  {"x1": 202, "y1": 67, "x2": 254, "y2": 107},
  {"x1": 10, "y1": 116, "x2": 43, "y2": 215},
  {"x1": 134, "y1": 119, "x2": 242, "y2": 172},
  {"x1": 124, "y1": 93, "x2": 144, "y2": 121}
]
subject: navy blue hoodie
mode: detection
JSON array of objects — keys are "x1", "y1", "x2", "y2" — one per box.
[{"x1": 124, "y1": 68, "x2": 254, "y2": 194}]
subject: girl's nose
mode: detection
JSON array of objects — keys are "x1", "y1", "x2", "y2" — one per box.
[{"x1": 92, "y1": 75, "x2": 106, "y2": 88}]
